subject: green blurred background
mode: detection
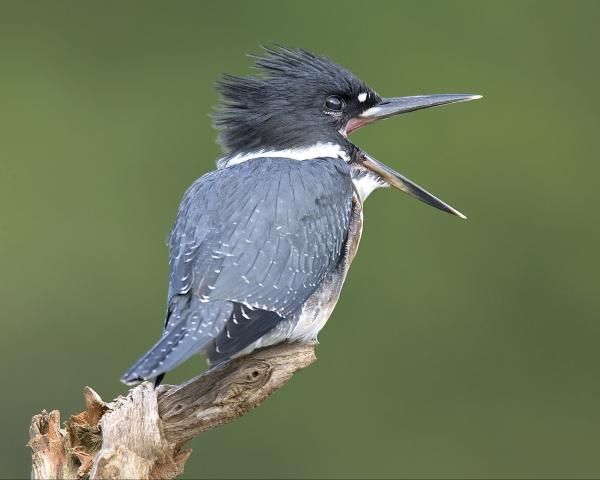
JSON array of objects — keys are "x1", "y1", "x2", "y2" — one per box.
[{"x1": 1, "y1": 1, "x2": 600, "y2": 478}]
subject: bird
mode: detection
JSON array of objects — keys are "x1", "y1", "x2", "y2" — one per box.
[{"x1": 121, "y1": 47, "x2": 481, "y2": 385}]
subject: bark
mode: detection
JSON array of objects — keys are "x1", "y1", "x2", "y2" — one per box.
[{"x1": 28, "y1": 343, "x2": 316, "y2": 479}]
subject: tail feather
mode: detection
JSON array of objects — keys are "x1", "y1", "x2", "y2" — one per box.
[
  {"x1": 121, "y1": 319, "x2": 200, "y2": 384},
  {"x1": 121, "y1": 296, "x2": 232, "y2": 385}
]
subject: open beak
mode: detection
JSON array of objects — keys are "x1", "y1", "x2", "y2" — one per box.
[
  {"x1": 346, "y1": 93, "x2": 481, "y2": 134},
  {"x1": 355, "y1": 150, "x2": 467, "y2": 219},
  {"x1": 347, "y1": 93, "x2": 481, "y2": 218}
]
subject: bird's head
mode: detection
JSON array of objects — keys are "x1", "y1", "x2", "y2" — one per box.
[
  {"x1": 214, "y1": 47, "x2": 376, "y2": 152},
  {"x1": 214, "y1": 47, "x2": 481, "y2": 218}
]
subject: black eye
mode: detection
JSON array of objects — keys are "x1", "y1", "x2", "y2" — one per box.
[{"x1": 325, "y1": 95, "x2": 344, "y2": 112}]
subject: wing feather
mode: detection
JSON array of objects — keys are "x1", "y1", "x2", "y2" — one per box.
[{"x1": 169, "y1": 157, "x2": 353, "y2": 316}]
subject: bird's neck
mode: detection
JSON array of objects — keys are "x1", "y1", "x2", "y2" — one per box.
[
  {"x1": 350, "y1": 166, "x2": 388, "y2": 202},
  {"x1": 216, "y1": 142, "x2": 386, "y2": 202},
  {"x1": 217, "y1": 141, "x2": 351, "y2": 169}
]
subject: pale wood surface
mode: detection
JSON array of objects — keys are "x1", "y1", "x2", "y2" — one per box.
[{"x1": 28, "y1": 343, "x2": 316, "y2": 479}]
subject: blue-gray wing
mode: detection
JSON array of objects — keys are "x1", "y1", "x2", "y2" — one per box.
[
  {"x1": 168, "y1": 157, "x2": 353, "y2": 316},
  {"x1": 121, "y1": 157, "x2": 353, "y2": 383}
]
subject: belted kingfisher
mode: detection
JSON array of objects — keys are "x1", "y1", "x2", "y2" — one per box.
[{"x1": 122, "y1": 47, "x2": 480, "y2": 385}]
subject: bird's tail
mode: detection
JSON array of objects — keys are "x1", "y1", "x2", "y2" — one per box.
[
  {"x1": 120, "y1": 317, "x2": 198, "y2": 385},
  {"x1": 120, "y1": 296, "x2": 231, "y2": 385}
]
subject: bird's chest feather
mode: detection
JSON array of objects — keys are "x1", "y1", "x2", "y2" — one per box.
[
  {"x1": 344, "y1": 191, "x2": 364, "y2": 268},
  {"x1": 289, "y1": 192, "x2": 364, "y2": 341}
]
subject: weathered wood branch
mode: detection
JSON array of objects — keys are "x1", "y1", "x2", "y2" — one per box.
[{"x1": 28, "y1": 343, "x2": 316, "y2": 479}]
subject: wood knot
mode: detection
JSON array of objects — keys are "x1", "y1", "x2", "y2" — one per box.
[
  {"x1": 239, "y1": 361, "x2": 271, "y2": 384},
  {"x1": 214, "y1": 361, "x2": 272, "y2": 404}
]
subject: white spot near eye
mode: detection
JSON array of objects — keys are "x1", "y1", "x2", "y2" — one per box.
[{"x1": 358, "y1": 92, "x2": 368, "y2": 102}]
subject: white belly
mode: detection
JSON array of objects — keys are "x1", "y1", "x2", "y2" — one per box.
[
  {"x1": 233, "y1": 265, "x2": 347, "y2": 356},
  {"x1": 288, "y1": 268, "x2": 346, "y2": 342}
]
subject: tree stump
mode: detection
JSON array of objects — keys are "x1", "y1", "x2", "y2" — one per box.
[{"x1": 28, "y1": 343, "x2": 316, "y2": 479}]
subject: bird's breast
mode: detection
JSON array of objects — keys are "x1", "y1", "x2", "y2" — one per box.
[
  {"x1": 288, "y1": 192, "x2": 364, "y2": 342},
  {"x1": 344, "y1": 192, "x2": 364, "y2": 268}
]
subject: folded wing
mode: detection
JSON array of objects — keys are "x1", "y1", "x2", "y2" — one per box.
[{"x1": 122, "y1": 157, "x2": 353, "y2": 383}]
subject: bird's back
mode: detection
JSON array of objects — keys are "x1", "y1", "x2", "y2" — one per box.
[{"x1": 122, "y1": 156, "x2": 353, "y2": 384}]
